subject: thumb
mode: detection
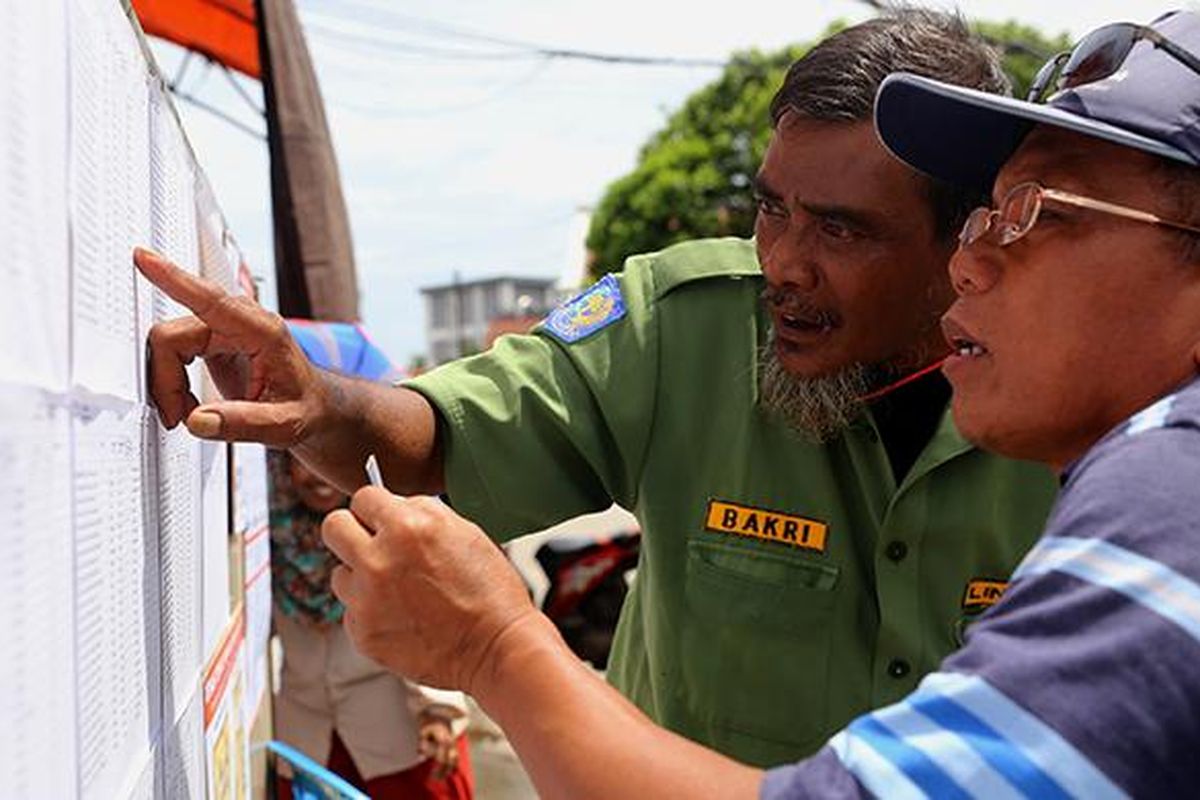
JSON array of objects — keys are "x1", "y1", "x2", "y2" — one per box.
[{"x1": 184, "y1": 400, "x2": 307, "y2": 447}]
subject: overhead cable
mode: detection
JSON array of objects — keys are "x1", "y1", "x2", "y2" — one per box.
[{"x1": 300, "y1": 7, "x2": 726, "y2": 68}]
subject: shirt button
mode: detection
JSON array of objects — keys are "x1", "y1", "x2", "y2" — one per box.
[
  {"x1": 885, "y1": 541, "x2": 908, "y2": 562},
  {"x1": 887, "y1": 658, "x2": 911, "y2": 679}
]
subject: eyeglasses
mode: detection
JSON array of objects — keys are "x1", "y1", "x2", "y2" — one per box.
[
  {"x1": 959, "y1": 181, "x2": 1200, "y2": 249},
  {"x1": 1027, "y1": 21, "x2": 1200, "y2": 102}
]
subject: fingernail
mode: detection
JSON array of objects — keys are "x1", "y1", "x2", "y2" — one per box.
[
  {"x1": 133, "y1": 247, "x2": 162, "y2": 265},
  {"x1": 186, "y1": 410, "x2": 222, "y2": 439}
]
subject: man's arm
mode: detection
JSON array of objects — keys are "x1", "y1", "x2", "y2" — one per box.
[
  {"x1": 134, "y1": 248, "x2": 443, "y2": 494},
  {"x1": 293, "y1": 372, "x2": 444, "y2": 495},
  {"x1": 324, "y1": 416, "x2": 1200, "y2": 800},
  {"x1": 476, "y1": 615, "x2": 762, "y2": 799},
  {"x1": 321, "y1": 489, "x2": 761, "y2": 799}
]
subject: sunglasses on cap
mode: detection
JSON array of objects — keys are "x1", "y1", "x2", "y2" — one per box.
[{"x1": 1027, "y1": 21, "x2": 1200, "y2": 103}]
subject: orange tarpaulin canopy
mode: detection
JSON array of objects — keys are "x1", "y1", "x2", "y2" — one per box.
[{"x1": 133, "y1": 0, "x2": 260, "y2": 78}]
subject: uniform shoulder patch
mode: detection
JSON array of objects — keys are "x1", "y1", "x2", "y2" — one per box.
[{"x1": 543, "y1": 274, "x2": 626, "y2": 343}]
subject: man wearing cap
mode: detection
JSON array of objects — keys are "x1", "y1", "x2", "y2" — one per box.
[
  {"x1": 136, "y1": 9, "x2": 1056, "y2": 767},
  {"x1": 315, "y1": 8, "x2": 1200, "y2": 798}
]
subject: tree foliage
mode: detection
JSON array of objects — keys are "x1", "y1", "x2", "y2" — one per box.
[
  {"x1": 584, "y1": 19, "x2": 1070, "y2": 282},
  {"x1": 975, "y1": 20, "x2": 1071, "y2": 98}
]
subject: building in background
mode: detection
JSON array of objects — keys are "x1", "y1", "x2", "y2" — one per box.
[{"x1": 422, "y1": 275, "x2": 563, "y2": 364}]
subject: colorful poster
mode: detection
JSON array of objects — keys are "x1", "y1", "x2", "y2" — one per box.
[{"x1": 203, "y1": 609, "x2": 250, "y2": 800}]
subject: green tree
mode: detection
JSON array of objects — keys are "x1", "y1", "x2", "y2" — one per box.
[
  {"x1": 975, "y1": 21, "x2": 1071, "y2": 98},
  {"x1": 584, "y1": 44, "x2": 808, "y2": 280},
  {"x1": 584, "y1": 20, "x2": 1069, "y2": 283}
]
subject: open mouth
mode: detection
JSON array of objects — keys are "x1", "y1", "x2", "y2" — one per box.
[
  {"x1": 948, "y1": 335, "x2": 988, "y2": 358},
  {"x1": 942, "y1": 317, "x2": 989, "y2": 359},
  {"x1": 779, "y1": 311, "x2": 836, "y2": 335},
  {"x1": 763, "y1": 291, "x2": 840, "y2": 338}
]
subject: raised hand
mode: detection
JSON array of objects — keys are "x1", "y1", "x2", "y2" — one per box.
[{"x1": 134, "y1": 247, "x2": 329, "y2": 447}]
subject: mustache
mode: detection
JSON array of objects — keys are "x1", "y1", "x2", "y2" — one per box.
[{"x1": 760, "y1": 286, "x2": 841, "y2": 328}]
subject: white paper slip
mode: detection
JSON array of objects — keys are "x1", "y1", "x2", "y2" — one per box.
[
  {"x1": 0, "y1": 382, "x2": 77, "y2": 800},
  {"x1": 163, "y1": 682, "x2": 206, "y2": 800},
  {"x1": 149, "y1": 80, "x2": 200, "y2": 314},
  {"x1": 73, "y1": 400, "x2": 160, "y2": 800},
  {"x1": 0, "y1": 2, "x2": 70, "y2": 392},
  {"x1": 69, "y1": 0, "x2": 151, "y2": 401},
  {"x1": 201, "y1": 441, "x2": 232, "y2": 659},
  {"x1": 365, "y1": 453, "x2": 385, "y2": 488},
  {"x1": 156, "y1": 413, "x2": 204, "y2": 727},
  {"x1": 233, "y1": 442, "x2": 270, "y2": 536},
  {"x1": 244, "y1": 515, "x2": 272, "y2": 715}
]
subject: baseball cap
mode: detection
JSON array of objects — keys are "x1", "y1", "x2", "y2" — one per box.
[{"x1": 874, "y1": 10, "x2": 1200, "y2": 190}]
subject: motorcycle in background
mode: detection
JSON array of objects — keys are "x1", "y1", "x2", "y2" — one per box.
[{"x1": 534, "y1": 532, "x2": 641, "y2": 669}]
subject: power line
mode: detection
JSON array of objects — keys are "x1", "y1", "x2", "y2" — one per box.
[
  {"x1": 305, "y1": 21, "x2": 536, "y2": 62},
  {"x1": 169, "y1": 85, "x2": 267, "y2": 140},
  {"x1": 221, "y1": 64, "x2": 265, "y2": 116},
  {"x1": 300, "y1": 7, "x2": 726, "y2": 68},
  {"x1": 324, "y1": 59, "x2": 552, "y2": 118},
  {"x1": 306, "y1": 0, "x2": 572, "y2": 53},
  {"x1": 172, "y1": 51, "x2": 195, "y2": 89}
]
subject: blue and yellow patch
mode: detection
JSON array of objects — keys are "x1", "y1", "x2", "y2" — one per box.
[{"x1": 543, "y1": 274, "x2": 626, "y2": 344}]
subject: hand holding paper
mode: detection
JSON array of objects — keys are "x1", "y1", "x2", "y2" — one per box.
[{"x1": 321, "y1": 487, "x2": 537, "y2": 692}]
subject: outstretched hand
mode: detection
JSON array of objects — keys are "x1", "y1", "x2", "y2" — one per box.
[
  {"x1": 134, "y1": 247, "x2": 328, "y2": 446},
  {"x1": 322, "y1": 488, "x2": 537, "y2": 692}
]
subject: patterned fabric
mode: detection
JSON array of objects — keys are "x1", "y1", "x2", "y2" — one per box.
[
  {"x1": 269, "y1": 450, "x2": 345, "y2": 626},
  {"x1": 762, "y1": 377, "x2": 1200, "y2": 798}
]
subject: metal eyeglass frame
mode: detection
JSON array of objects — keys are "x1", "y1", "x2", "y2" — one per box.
[{"x1": 959, "y1": 181, "x2": 1200, "y2": 249}]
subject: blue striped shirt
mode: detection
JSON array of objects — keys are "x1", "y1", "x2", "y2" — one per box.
[{"x1": 762, "y1": 377, "x2": 1200, "y2": 799}]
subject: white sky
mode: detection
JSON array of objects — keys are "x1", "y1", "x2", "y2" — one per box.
[{"x1": 150, "y1": 0, "x2": 1180, "y2": 365}]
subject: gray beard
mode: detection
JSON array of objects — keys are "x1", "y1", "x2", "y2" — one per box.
[{"x1": 758, "y1": 328, "x2": 876, "y2": 443}]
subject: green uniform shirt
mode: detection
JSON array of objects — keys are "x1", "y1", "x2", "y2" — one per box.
[{"x1": 407, "y1": 237, "x2": 1058, "y2": 767}]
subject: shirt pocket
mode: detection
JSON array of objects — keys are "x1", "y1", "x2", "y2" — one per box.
[{"x1": 681, "y1": 539, "x2": 841, "y2": 756}]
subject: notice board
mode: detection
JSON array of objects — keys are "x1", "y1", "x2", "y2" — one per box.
[{"x1": 0, "y1": 2, "x2": 272, "y2": 798}]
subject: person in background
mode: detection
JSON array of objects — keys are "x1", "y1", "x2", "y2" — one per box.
[
  {"x1": 320, "y1": 9, "x2": 1200, "y2": 798},
  {"x1": 270, "y1": 323, "x2": 474, "y2": 800}
]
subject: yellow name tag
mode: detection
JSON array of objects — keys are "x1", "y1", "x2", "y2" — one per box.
[
  {"x1": 704, "y1": 499, "x2": 829, "y2": 553},
  {"x1": 962, "y1": 579, "x2": 1008, "y2": 612}
]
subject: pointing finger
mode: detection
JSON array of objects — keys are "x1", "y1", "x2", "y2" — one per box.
[
  {"x1": 134, "y1": 248, "x2": 228, "y2": 320},
  {"x1": 135, "y1": 248, "x2": 281, "y2": 342}
]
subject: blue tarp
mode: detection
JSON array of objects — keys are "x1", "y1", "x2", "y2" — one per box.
[{"x1": 285, "y1": 320, "x2": 402, "y2": 383}]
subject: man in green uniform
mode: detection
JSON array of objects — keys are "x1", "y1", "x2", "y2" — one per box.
[{"x1": 136, "y1": 9, "x2": 1056, "y2": 766}]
